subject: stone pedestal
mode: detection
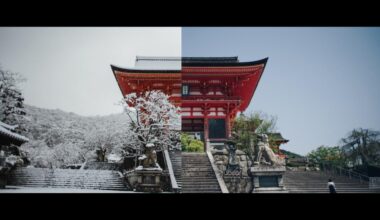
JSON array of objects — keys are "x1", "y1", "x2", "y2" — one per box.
[
  {"x1": 250, "y1": 166, "x2": 287, "y2": 193},
  {"x1": 369, "y1": 177, "x2": 380, "y2": 190},
  {"x1": 0, "y1": 157, "x2": 10, "y2": 189},
  {"x1": 0, "y1": 175, "x2": 7, "y2": 189},
  {"x1": 135, "y1": 166, "x2": 163, "y2": 193}
]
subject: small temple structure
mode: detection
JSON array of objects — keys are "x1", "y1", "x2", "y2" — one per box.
[
  {"x1": 269, "y1": 133, "x2": 289, "y2": 159},
  {"x1": 0, "y1": 121, "x2": 29, "y2": 147},
  {"x1": 111, "y1": 56, "x2": 268, "y2": 151}
]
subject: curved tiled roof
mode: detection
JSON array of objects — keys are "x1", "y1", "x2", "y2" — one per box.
[
  {"x1": 182, "y1": 57, "x2": 238, "y2": 63},
  {"x1": 0, "y1": 121, "x2": 29, "y2": 144},
  {"x1": 111, "y1": 56, "x2": 268, "y2": 72},
  {"x1": 182, "y1": 57, "x2": 268, "y2": 67}
]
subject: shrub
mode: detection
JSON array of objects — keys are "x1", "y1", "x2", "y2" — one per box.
[{"x1": 181, "y1": 133, "x2": 204, "y2": 152}]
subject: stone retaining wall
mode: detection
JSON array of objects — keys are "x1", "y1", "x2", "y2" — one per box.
[{"x1": 210, "y1": 148, "x2": 252, "y2": 193}]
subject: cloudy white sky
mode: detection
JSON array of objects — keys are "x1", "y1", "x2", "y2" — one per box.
[{"x1": 0, "y1": 27, "x2": 181, "y2": 116}]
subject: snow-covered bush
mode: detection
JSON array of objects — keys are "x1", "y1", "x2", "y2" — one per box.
[
  {"x1": 18, "y1": 104, "x2": 136, "y2": 168},
  {"x1": 0, "y1": 67, "x2": 26, "y2": 129},
  {"x1": 122, "y1": 90, "x2": 181, "y2": 154}
]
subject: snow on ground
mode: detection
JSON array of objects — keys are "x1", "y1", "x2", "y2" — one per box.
[
  {"x1": 0, "y1": 186, "x2": 138, "y2": 193},
  {"x1": 107, "y1": 153, "x2": 122, "y2": 162}
]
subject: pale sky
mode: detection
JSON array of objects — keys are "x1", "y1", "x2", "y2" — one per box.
[
  {"x1": 183, "y1": 27, "x2": 380, "y2": 155},
  {"x1": 2, "y1": 27, "x2": 380, "y2": 155},
  {"x1": 0, "y1": 27, "x2": 181, "y2": 116}
]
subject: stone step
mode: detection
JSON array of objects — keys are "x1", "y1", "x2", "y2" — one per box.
[
  {"x1": 181, "y1": 153, "x2": 221, "y2": 193},
  {"x1": 182, "y1": 165, "x2": 214, "y2": 167},
  {"x1": 7, "y1": 167, "x2": 129, "y2": 191},
  {"x1": 182, "y1": 184, "x2": 220, "y2": 188},
  {"x1": 183, "y1": 170, "x2": 214, "y2": 174},
  {"x1": 283, "y1": 181, "x2": 368, "y2": 185},
  {"x1": 8, "y1": 183, "x2": 126, "y2": 187},
  {"x1": 182, "y1": 189, "x2": 221, "y2": 193},
  {"x1": 8, "y1": 175, "x2": 123, "y2": 179},
  {"x1": 11, "y1": 168, "x2": 120, "y2": 173},
  {"x1": 288, "y1": 189, "x2": 374, "y2": 193},
  {"x1": 283, "y1": 170, "x2": 373, "y2": 193},
  {"x1": 182, "y1": 174, "x2": 217, "y2": 178},
  {"x1": 289, "y1": 191, "x2": 372, "y2": 194},
  {"x1": 182, "y1": 178, "x2": 219, "y2": 181},
  {"x1": 182, "y1": 180, "x2": 218, "y2": 183},
  {"x1": 8, "y1": 180, "x2": 123, "y2": 184},
  {"x1": 9, "y1": 174, "x2": 122, "y2": 178},
  {"x1": 8, "y1": 179, "x2": 125, "y2": 183},
  {"x1": 182, "y1": 156, "x2": 209, "y2": 159},
  {"x1": 286, "y1": 186, "x2": 370, "y2": 189},
  {"x1": 8, "y1": 180, "x2": 124, "y2": 184},
  {"x1": 182, "y1": 181, "x2": 219, "y2": 184},
  {"x1": 182, "y1": 177, "x2": 217, "y2": 179},
  {"x1": 284, "y1": 184, "x2": 368, "y2": 188},
  {"x1": 182, "y1": 161, "x2": 210, "y2": 163},
  {"x1": 182, "y1": 186, "x2": 221, "y2": 190},
  {"x1": 9, "y1": 183, "x2": 127, "y2": 188},
  {"x1": 10, "y1": 184, "x2": 127, "y2": 189},
  {"x1": 182, "y1": 168, "x2": 214, "y2": 172}
]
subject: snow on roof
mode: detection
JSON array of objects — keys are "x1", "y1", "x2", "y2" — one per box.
[
  {"x1": 0, "y1": 121, "x2": 29, "y2": 143},
  {"x1": 0, "y1": 121, "x2": 18, "y2": 131},
  {"x1": 134, "y1": 56, "x2": 181, "y2": 71},
  {"x1": 112, "y1": 56, "x2": 268, "y2": 72}
]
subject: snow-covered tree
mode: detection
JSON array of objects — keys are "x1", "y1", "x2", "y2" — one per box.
[
  {"x1": 19, "y1": 105, "x2": 133, "y2": 168},
  {"x1": 83, "y1": 129, "x2": 115, "y2": 162},
  {"x1": 122, "y1": 90, "x2": 181, "y2": 155},
  {"x1": 0, "y1": 67, "x2": 26, "y2": 128}
]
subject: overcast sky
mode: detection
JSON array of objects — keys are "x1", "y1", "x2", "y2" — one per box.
[
  {"x1": 0, "y1": 27, "x2": 181, "y2": 116},
  {"x1": 183, "y1": 27, "x2": 380, "y2": 155}
]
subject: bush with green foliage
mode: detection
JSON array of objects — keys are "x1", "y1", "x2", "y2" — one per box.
[
  {"x1": 307, "y1": 145, "x2": 344, "y2": 166},
  {"x1": 307, "y1": 128, "x2": 380, "y2": 169},
  {"x1": 181, "y1": 133, "x2": 204, "y2": 152},
  {"x1": 232, "y1": 112, "x2": 278, "y2": 160}
]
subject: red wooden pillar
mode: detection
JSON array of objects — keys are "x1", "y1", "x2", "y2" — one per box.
[
  {"x1": 203, "y1": 104, "x2": 209, "y2": 151},
  {"x1": 225, "y1": 114, "x2": 230, "y2": 138}
]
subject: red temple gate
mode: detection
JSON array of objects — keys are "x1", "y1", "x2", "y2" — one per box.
[{"x1": 111, "y1": 56, "x2": 268, "y2": 150}]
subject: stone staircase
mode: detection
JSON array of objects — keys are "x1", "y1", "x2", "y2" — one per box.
[
  {"x1": 82, "y1": 161, "x2": 121, "y2": 170},
  {"x1": 182, "y1": 152, "x2": 221, "y2": 193},
  {"x1": 284, "y1": 170, "x2": 380, "y2": 193},
  {"x1": 169, "y1": 150, "x2": 182, "y2": 191},
  {"x1": 7, "y1": 167, "x2": 129, "y2": 191}
]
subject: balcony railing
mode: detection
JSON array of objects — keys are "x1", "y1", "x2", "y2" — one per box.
[{"x1": 182, "y1": 95, "x2": 241, "y2": 101}]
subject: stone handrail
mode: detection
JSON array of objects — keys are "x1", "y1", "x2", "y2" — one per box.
[
  {"x1": 319, "y1": 162, "x2": 369, "y2": 183},
  {"x1": 206, "y1": 148, "x2": 229, "y2": 193},
  {"x1": 163, "y1": 149, "x2": 180, "y2": 193}
]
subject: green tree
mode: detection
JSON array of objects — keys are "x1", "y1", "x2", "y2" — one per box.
[
  {"x1": 341, "y1": 128, "x2": 380, "y2": 166},
  {"x1": 307, "y1": 145, "x2": 344, "y2": 166},
  {"x1": 232, "y1": 112, "x2": 278, "y2": 161}
]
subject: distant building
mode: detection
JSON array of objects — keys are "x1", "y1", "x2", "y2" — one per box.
[
  {"x1": 269, "y1": 133, "x2": 289, "y2": 158},
  {"x1": 0, "y1": 121, "x2": 29, "y2": 147}
]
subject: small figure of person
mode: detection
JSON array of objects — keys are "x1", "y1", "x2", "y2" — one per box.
[{"x1": 327, "y1": 178, "x2": 337, "y2": 193}]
